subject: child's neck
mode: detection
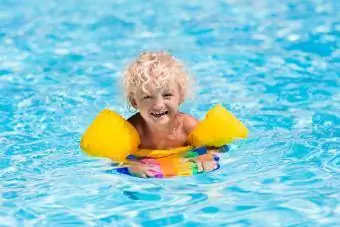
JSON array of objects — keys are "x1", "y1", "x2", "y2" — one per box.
[{"x1": 145, "y1": 114, "x2": 180, "y2": 139}]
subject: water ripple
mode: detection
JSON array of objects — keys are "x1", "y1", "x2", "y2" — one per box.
[{"x1": 1, "y1": 0, "x2": 339, "y2": 226}]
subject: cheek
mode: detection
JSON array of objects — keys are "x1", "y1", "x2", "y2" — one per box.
[
  {"x1": 168, "y1": 99, "x2": 181, "y2": 109},
  {"x1": 137, "y1": 100, "x2": 151, "y2": 110},
  {"x1": 173, "y1": 95, "x2": 182, "y2": 105}
]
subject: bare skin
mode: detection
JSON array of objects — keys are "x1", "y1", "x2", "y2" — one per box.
[
  {"x1": 128, "y1": 112, "x2": 197, "y2": 149},
  {"x1": 124, "y1": 80, "x2": 218, "y2": 177},
  {"x1": 127, "y1": 112, "x2": 218, "y2": 178}
]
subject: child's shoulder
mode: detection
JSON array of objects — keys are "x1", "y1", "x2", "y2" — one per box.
[
  {"x1": 178, "y1": 112, "x2": 199, "y2": 135},
  {"x1": 127, "y1": 113, "x2": 143, "y2": 130}
]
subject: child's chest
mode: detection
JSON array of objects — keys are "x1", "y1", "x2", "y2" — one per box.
[{"x1": 139, "y1": 130, "x2": 188, "y2": 150}]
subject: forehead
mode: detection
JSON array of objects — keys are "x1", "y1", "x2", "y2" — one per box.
[{"x1": 137, "y1": 81, "x2": 179, "y2": 95}]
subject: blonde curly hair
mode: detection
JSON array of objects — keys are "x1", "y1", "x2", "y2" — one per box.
[{"x1": 123, "y1": 51, "x2": 190, "y2": 107}]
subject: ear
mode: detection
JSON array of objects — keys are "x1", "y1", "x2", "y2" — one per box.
[
  {"x1": 179, "y1": 90, "x2": 185, "y2": 105},
  {"x1": 129, "y1": 94, "x2": 138, "y2": 109},
  {"x1": 179, "y1": 95, "x2": 183, "y2": 104}
]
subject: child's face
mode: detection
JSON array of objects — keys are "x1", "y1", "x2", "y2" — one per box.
[{"x1": 132, "y1": 81, "x2": 182, "y2": 126}]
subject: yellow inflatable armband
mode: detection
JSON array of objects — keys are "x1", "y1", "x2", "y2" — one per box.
[
  {"x1": 80, "y1": 109, "x2": 140, "y2": 162},
  {"x1": 80, "y1": 104, "x2": 248, "y2": 162},
  {"x1": 188, "y1": 104, "x2": 248, "y2": 147}
]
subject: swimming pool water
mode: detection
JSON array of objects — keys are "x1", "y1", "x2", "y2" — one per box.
[{"x1": 1, "y1": 0, "x2": 339, "y2": 226}]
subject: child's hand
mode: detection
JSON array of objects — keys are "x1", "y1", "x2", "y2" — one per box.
[
  {"x1": 127, "y1": 160, "x2": 161, "y2": 178},
  {"x1": 193, "y1": 150, "x2": 219, "y2": 173}
]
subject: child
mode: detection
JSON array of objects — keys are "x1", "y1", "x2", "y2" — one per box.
[{"x1": 123, "y1": 51, "x2": 218, "y2": 178}]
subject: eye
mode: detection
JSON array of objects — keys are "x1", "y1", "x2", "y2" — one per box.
[
  {"x1": 142, "y1": 95, "x2": 152, "y2": 100},
  {"x1": 163, "y1": 93, "x2": 173, "y2": 98}
]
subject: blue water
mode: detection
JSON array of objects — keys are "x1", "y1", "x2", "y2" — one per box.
[{"x1": 1, "y1": 0, "x2": 339, "y2": 226}]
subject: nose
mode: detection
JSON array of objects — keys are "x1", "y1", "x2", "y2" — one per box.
[{"x1": 153, "y1": 97, "x2": 165, "y2": 109}]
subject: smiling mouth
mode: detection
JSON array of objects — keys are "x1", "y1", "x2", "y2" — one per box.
[{"x1": 150, "y1": 110, "x2": 169, "y2": 118}]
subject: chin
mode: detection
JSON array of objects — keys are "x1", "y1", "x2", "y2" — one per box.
[
  {"x1": 148, "y1": 115, "x2": 171, "y2": 125},
  {"x1": 153, "y1": 117, "x2": 170, "y2": 125}
]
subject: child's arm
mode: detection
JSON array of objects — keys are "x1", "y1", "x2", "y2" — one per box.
[{"x1": 183, "y1": 113, "x2": 200, "y2": 135}]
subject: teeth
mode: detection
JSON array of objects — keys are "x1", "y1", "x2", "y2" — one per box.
[{"x1": 151, "y1": 111, "x2": 168, "y2": 117}]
